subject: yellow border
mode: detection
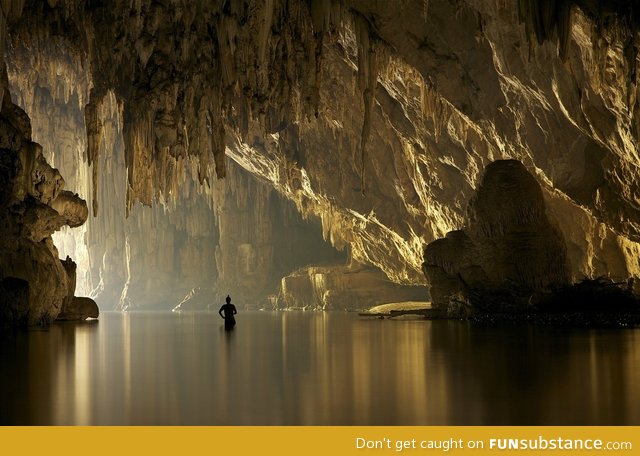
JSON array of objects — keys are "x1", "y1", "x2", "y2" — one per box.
[{"x1": 2, "y1": 426, "x2": 638, "y2": 455}]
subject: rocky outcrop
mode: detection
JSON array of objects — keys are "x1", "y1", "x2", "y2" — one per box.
[
  {"x1": 424, "y1": 160, "x2": 570, "y2": 313},
  {"x1": 0, "y1": 277, "x2": 29, "y2": 326},
  {"x1": 0, "y1": 65, "x2": 89, "y2": 326},
  {"x1": 57, "y1": 296, "x2": 99, "y2": 321},
  {"x1": 59, "y1": 256, "x2": 76, "y2": 313},
  {"x1": 276, "y1": 260, "x2": 428, "y2": 311}
]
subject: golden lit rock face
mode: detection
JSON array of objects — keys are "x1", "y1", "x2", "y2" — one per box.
[
  {"x1": 225, "y1": 0, "x2": 640, "y2": 285},
  {"x1": 211, "y1": 158, "x2": 346, "y2": 309},
  {"x1": 0, "y1": 60, "x2": 91, "y2": 325},
  {"x1": 277, "y1": 261, "x2": 428, "y2": 310},
  {"x1": 3, "y1": 0, "x2": 640, "y2": 316},
  {"x1": 339, "y1": 0, "x2": 640, "y2": 281}
]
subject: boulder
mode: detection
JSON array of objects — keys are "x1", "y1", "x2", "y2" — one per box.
[
  {"x1": 56, "y1": 296, "x2": 99, "y2": 321},
  {"x1": 423, "y1": 160, "x2": 570, "y2": 313}
]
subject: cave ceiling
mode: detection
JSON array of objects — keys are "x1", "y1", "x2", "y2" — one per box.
[{"x1": 4, "y1": 0, "x2": 640, "y2": 287}]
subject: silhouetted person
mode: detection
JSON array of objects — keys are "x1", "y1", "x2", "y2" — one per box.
[{"x1": 219, "y1": 295, "x2": 237, "y2": 330}]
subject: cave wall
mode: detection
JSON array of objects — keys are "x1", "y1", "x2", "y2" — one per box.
[
  {"x1": 340, "y1": 0, "x2": 640, "y2": 279},
  {"x1": 0, "y1": 52, "x2": 91, "y2": 326},
  {"x1": 3, "y1": 0, "x2": 640, "y2": 315},
  {"x1": 212, "y1": 161, "x2": 349, "y2": 308},
  {"x1": 277, "y1": 261, "x2": 428, "y2": 311},
  {"x1": 225, "y1": 5, "x2": 640, "y2": 286},
  {"x1": 7, "y1": 67, "x2": 345, "y2": 309}
]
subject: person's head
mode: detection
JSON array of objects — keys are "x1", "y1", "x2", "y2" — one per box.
[{"x1": 226, "y1": 295, "x2": 231, "y2": 303}]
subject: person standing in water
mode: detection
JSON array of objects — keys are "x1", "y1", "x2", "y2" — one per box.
[{"x1": 219, "y1": 295, "x2": 237, "y2": 330}]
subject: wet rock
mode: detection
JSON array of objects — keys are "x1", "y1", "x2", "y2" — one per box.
[{"x1": 57, "y1": 296, "x2": 99, "y2": 321}]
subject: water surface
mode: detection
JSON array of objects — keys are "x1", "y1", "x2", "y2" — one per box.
[{"x1": 1, "y1": 311, "x2": 639, "y2": 425}]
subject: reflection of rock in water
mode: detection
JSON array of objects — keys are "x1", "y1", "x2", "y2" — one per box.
[
  {"x1": 428, "y1": 321, "x2": 637, "y2": 425},
  {"x1": 0, "y1": 320, "x2": 97, "y2": 424},
  {"x1": 424, "y1": 160, "x2": 570, "y2": 313}
]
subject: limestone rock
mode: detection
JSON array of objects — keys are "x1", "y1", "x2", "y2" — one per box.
[
  {"x1": 1, "y1": 237, "x2": 70, "y2": 325},
  {"x1": 212, "y1": 159, "x2": 346, "y2": 310},
  {"x1": 20, "y1": 199, "x2": 64, "y2": 242},
  {"x1": 422, "y1": 230, "x2": 485, "y2": 313},
  {"x1": 50, "y1": 191, "x2": 88, "y2": 228},
  {"x1": 57, "y1": 296, "x2": 99, "y2": 321},
  {"x1": 172, "y1": 287, "x2": 218, "y2": 312},
  {"x1": 0, "y1": 113, "x2": 71, "y2": 323},
  {"x1": 0, "y1": 277, "x2": 29, "y2": 328},
  {"x1": 0, "y1": 60, "x2": 90, "y2": 326},
  {"x1": 60, "y1": 255, "x2": 76, "y2": 312},
  {"x1": 277, "y1": 261, "x2": 428, "y2": 311},
  {"x1": 7, "y1": 41, "x2": 347, "y2": 310},
  {"x1": 4, "y1": 0, "x2": 640, "y2": 314},
  {"x1": 423, "y1": 160, "x2": 570, "y2": 312}
]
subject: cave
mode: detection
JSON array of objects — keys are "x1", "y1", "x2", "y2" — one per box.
[{"x1": 1, "y1": 0, "x2": 640, "y2": 425}]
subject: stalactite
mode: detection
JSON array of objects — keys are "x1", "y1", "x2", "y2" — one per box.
[
  {"x1": 84, "y1": 94, "x2": 101, "y2": 217},
  {"x1": 556, "y1": 0, "x2": 572, "y2": 59},
  {"x1": 624, "y1": 34, "x2": 640, "y2": 112},
  {"x1": 311, "y1": 0, "x2": 332, "y2": 39},
  {"x1": 7, "y1": 0, "x2": 640, "y2": 309},
  {"x1": 9, "y1": 0, "x2": 354, "y2": 217},
  {"x1": 0, "y1": 0, "x2": 25, "y2": 107},
  {"x1": 420, "y1": 81, "x2": 450, "y2": 141},
  {"x1": 355, "y1": 13, "x2": 378, "y2": 195},
  {"x1": 518, "y1": 0, "x2": 639, "y2": 62},
  {"x1": 258, "y1": 0, "x2": 275, "y2": 63},
  {"x1": 309, "y1": 0, "x2": 332, "y2": 117},
  {"x1": 117, "y1": 235, "x2": 131, "y2": 310}
]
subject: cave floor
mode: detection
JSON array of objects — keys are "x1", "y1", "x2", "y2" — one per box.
[{"x1": 1, "y1": 311, "x2": 639, "y2": 425}]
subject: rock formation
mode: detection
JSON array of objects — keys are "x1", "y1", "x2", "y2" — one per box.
[
  {"x1": 423, "y1": 160, "x2": 570, "y2": 313},
  {"x1": 56, "y1": 296, "x2": 99, "y2": 321},
  {"x1": 6, "y1": 59, "x2": 348, "y2": 310},
  {"x1": 211, "y1": 160, "x2": 348, "y2": 309},
  {"x1": 0, "y1": 60, "x2": 95, "y2": 326},
  {"x1": 277, "y1": 260, "x2": 428, "y2": 311},
  {"x1": 2, "y1": 0, "x2": 640, "y2": 321}
]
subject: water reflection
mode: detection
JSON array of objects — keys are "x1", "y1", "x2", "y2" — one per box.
[
  {"x1": 0, "y1": 320, "x2": 98, "y2": 424},
  {"x1": 0, "y1": 312, "x2": 638, "y2": 424}
]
